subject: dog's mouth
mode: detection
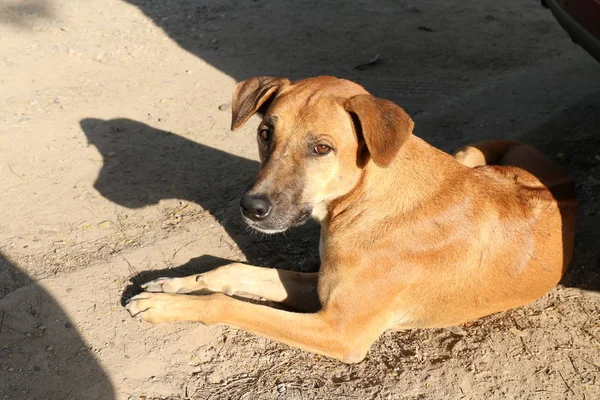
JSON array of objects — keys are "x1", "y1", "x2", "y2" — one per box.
[{"x1": 242, "y1": 206, "x2": 312, "y2": 234}]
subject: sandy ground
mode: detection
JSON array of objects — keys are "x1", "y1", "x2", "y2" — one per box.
[{"x1": 1, "y1": 0, "x2": 599, "y2": 399}]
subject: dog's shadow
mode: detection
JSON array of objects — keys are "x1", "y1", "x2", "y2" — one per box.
[{"x1": 80, "y1": 118, "x2": 321, "y2": 303}]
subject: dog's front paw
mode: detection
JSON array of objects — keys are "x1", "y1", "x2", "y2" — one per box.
[{"x1": 125, "y1": 292, "x2": 181, "y2": 323}]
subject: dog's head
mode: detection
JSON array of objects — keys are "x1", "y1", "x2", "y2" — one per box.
[{"x1": 231, "y1": 76, "x2": 414, "y2": 233}]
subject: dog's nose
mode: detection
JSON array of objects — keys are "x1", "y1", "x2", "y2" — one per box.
[{"x1": 240, "y1": 194, "x2": 272, "y2": 221}]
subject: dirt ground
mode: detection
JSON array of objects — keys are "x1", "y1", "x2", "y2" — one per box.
[{"x1": 1, "y1": 0, "x2": 599, "y2": 399}]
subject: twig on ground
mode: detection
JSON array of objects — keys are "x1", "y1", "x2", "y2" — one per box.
[
  {"x1": 0, "y1": 311, "x2": 5, "y2": 335},
  {"x1": 557, "y1": 370, "x2": 576, "y2": 395},
  {"x1": 580, "y1": 358, "x2": 600, "y2": 371},
  {"x1": 108, "y1": 245, "x2": 141, "y2": 286},
  {"x1": 568, "y1": 355, "x2": 581, "y2": 377},
  {"x1": 8, "y1": 164, "x2": 23, "y2": 178}
]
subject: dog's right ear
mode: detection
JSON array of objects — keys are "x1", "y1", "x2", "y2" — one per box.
[{"x1": 231, "y1": 77, "x2": 291, "y2": 131}]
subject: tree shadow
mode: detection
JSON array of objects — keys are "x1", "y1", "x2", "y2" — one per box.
[
  {"x1": 0, "y1": 252, "x2": 115, "y2": 399},
  {"x1": 118, "y1": 0, "x2": 546, "y2": 107},
  {"x1": 120, "y1": 0, "x2": 405, "y2": 84}
]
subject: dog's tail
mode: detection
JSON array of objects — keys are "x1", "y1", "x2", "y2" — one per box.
[{"x1": 454, "y1": 139, "x2": 576, "y2": 269}]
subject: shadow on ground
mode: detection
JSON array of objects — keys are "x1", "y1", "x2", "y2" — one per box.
[
  {"x1": 522, "y1": 92, "x2": 600, "y2": 292},
  {"x1": 80, "y1": 118, "x2": 321, "y2": 299},
  {"x1": 120, "y1": 0, "x2": 577, "y2": 105},
  {"x1": 0, "y1": 253, "x2": 115, "y2": 399}
]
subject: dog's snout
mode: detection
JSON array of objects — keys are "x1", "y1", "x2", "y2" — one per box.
[{"x1": 240, "y1": 194, "x2": 272, "y2": 221}]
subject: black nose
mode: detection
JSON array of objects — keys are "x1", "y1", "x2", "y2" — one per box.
[{"x1": 240, "y1": 194, "x2": 272, "y2": 221}]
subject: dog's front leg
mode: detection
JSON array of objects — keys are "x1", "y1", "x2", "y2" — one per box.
[
  {"x1": 142, "y1": 263, "x2": 320, "y2": 312},
  {"x1": 125, "y1": 292, "x2": 374, "y2": 363}
]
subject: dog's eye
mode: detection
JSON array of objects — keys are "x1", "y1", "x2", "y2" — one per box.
[
  {"x1": 258, "y1": 128, "x2": 271, "y2": 142},
  {"x1": 314, "y1": 144, "x2": 332, "y2": 155}
]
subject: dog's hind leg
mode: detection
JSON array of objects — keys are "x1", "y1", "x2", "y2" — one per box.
[
  {"x1": 453, "y1": 139, "x2": 520, "y2": 168},
  {"x1": 142, "y1": 263, "x2": 320, "y2": 312}
]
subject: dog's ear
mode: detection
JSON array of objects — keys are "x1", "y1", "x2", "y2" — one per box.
[
  {"x1": 345, "y1": 94, "x2": 414, "y2": 168},
  {"x1": 231, "y1": 77, "x2": 291, "y2": 131}
]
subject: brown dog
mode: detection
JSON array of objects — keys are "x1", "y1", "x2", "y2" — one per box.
[{"x1": 126, "y1": 76, "x2": 576, "y2": 363}]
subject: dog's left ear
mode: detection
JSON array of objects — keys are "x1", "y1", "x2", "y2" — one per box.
[
  {"x1": 231, "y1": 76, "x2": 291, "y2": 131},
  {"x1": 345, "y1": 94, "x2": 414, "y2": 168}
]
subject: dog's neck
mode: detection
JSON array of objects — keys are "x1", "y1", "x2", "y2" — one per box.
[{"x1": 326, "y1": 134, "x2": 464, "y2": 224}]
